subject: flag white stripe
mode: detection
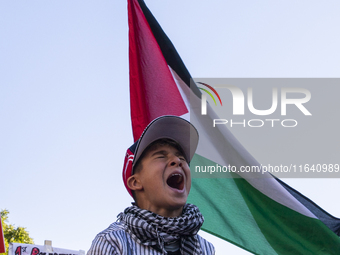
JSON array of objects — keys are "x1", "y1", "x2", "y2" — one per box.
[{"x1": 170, "y1": 66, "x2": 316, "y2": 219}]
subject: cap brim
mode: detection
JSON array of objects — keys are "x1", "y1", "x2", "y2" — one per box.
[{"x1": 132, "y1": 116, "x2": 199, "y2": 168}]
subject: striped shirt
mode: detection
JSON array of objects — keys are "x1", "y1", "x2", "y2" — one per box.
[{"x1": 87, "y1": 221, "x2": 215, "y2": 255}]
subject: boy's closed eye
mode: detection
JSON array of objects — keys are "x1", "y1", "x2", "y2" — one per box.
[{"x1": 151, "y1": 150, "x2": 186, "y2": 161}]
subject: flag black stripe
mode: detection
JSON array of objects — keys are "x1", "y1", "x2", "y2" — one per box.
[{"x1": 275, "y1": 176, "x2": 340, "y2": 236}]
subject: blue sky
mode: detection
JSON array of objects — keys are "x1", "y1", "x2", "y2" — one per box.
[{"x1": 1, "y1": 1, "x2": 339, "y2": 254}]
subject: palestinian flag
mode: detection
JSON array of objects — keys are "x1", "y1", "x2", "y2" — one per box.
[{"x1": 128, "y1": 0, "x2": 340, "y2": 254}]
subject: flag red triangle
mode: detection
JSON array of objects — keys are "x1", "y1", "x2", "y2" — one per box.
[{"x1": 128, "y1": 0, "x2": 188, "y2": 141}]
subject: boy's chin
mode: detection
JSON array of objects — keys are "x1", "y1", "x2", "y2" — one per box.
[{"x1": 166, "y1": 197, "x2": 188, "y2": 211}]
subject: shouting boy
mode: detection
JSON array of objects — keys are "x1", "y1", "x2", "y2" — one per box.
[{"x1": 88, "y1": 115, "x2": 215, "y2": 254}]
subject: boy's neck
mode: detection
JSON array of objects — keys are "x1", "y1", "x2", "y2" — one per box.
[{"x1": 136, "y1": 201, "x2": 184, "y2": 217}]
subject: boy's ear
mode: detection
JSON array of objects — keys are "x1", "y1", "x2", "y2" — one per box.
[{"x1": 127, "y1": 175, "x2": 143, "y2": 191}]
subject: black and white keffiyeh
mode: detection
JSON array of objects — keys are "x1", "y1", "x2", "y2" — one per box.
[{"x1": 118, "y1": 203, "x2": 205, "y2": 255}]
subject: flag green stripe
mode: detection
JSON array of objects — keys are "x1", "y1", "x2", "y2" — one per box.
[
  {"x1": 189, "y1": 153, "x2": 340, "y2": 255},
  {"x1": 189, "y1": 154, "x2": 277, "y2": 255},
  {"x1": 233, "y1": 172, "x2": 340, "y2": 255}
]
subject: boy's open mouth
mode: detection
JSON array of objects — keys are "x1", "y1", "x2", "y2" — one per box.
[{"x1": 166, "y1": 173, "x2": 184, "y2": 190}]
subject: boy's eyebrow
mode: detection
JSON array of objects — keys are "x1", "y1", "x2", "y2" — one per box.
[
  {"x1": 150, "y1": 149, "x2": 185, "y2": 158},
  {"x1": 150, "y1": 150, "x2": 166, "y2": 156}
]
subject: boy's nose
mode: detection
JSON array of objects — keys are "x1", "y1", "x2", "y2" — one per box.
[{"x1": 169, "y1": 156, "x2": 182, "y2": 167}]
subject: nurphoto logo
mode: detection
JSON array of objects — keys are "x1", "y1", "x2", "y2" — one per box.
[
  {"x1": 198, "y1": 82, "x2": 312, "y2": 128},
  {"x1": 197, "y1": 82, "x2": 223, "y2": 115}
]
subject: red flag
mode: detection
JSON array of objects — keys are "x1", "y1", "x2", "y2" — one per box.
[{"x1": 0, "y1": 214, "x2": 5, "y2": 254}]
